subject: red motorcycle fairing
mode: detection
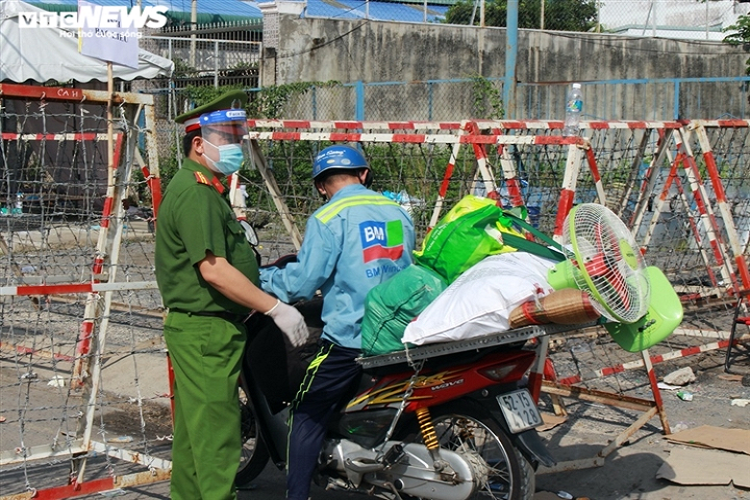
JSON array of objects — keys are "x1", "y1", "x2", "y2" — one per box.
[{"x1": 346, "y1": 349, "x2": 536, "y2": 413}]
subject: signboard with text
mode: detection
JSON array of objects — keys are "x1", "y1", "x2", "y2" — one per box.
[{"x1": 77, "y1": 0, "x2": 140, "y2": 69}]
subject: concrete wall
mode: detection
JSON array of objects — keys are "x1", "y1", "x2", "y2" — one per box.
[{"x1": 264, "y1": 17, "x2": 746, "y2": 85}]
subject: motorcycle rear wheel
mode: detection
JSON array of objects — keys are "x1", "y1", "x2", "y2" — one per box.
[
  {"x1": 235, "y1": 385, "x2": 270, "y2": 487},
  {"x1": 400, "y1": 399, "x2": 535, "y2": 500}
]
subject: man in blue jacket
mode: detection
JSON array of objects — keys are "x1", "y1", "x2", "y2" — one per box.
[{"x1": 259, "y1": 144, "x2": 416, "y2": 500}]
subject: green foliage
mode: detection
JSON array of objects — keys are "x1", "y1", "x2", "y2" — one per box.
[
  {"x1": 172, "y1": 57, "x2": 197, "y2": 78},
  {"x1": 247, "y1": 81, "x2": 339, "y2": 119},
  {"x1": 723, "y1": 16, "x2": 750, "y2": 75},
  {"x1": 469, "y1": 74, "x2": 504, "y2": 119},
  {"x1": 444, "y1": 0, "x2": 597, "y2": 32},
  {"x1": 181, "y1": 83, "x2": 246, "y2": 107}
]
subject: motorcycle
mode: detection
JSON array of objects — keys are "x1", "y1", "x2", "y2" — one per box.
[
  {"x1": 232, "y1": 201, "x2": 684, "y2": 500},
  {"x1": 235, "y1": 292, "x2": 555, "y2": 500}
]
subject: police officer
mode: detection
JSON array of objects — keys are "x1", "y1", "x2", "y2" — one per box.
[
  {"x1": 154, "y1": 90, "x2": 309, "y2": 500},
  {"x1": 259, "y1": 144, "x2": 416, "y2": 500}
]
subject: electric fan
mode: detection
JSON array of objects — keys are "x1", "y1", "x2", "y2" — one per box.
[
  {"x1": 546, "y1": 203, "x2": 651, "y2": 324},
  {"x1": 546, "y1": 203, "x2": 683, "y2": 352}
]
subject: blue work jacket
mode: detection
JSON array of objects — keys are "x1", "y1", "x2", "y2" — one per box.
[{"x1": 259, "y1": 183, "x2": 415, "y2": 349}]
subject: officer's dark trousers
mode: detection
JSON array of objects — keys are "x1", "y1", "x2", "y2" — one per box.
[
  {"x1": 286, "y1": 341, "x2": 362, "y2": 500},
  {"x1": 164, "y1": 312, "x2": 246, "y2": 500}
]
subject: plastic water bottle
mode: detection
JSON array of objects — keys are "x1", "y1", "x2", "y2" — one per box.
[
  {"x1": 562, "y1": 83, "x2": 583, "y2": 137},
  {"x1": 12, "y1": 191, "x2": 23, "y2": 214}
]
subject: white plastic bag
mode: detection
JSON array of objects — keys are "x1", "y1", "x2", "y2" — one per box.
[{"x1": 402, "y1": 252, "x2": 556, "y2": 345}]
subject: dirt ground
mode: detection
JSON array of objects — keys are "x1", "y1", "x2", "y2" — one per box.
[{"x1": 1, "y1": 330, "x2": 749, "y2": 500}]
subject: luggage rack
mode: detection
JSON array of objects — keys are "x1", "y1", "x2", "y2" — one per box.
[{"x1": 356, "y1": 322, "x2": 594, "y2": 369}]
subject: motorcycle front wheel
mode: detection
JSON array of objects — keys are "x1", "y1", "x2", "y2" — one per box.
[
  {"x1": 400, "y1": 399, "x2": 535, "y2": 500},
  {"x1": 235, "y1": 384, "x2": 270, "y2": 487}
]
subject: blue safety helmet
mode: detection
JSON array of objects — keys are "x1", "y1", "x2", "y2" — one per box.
[{"x1": 312, "y1": 145, "x2": 369, "y2": 180}]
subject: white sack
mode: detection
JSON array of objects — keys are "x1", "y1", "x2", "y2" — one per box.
[{"x1": 402, "y1": 252, "x2": 557, "y2": 345}]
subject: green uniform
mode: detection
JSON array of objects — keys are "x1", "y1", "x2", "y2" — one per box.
[{"x1": 155, "y1": 158, "x2": 258, "y2": 500}]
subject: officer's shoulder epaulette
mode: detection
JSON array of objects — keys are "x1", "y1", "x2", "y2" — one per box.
[{"x1": 194, "y1": 171, "x2": 211, "y2": 186}]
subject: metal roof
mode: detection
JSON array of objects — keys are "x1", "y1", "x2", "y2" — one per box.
[
  {"x1": 27, "y1": 0, "x2": 263, "y2": 20},
  {"x1": 27, "y1": 0, "x2": 450, "y2": 23},
  {"x1": 300, "y1": 0, "x2": 449, "y2": 23}
]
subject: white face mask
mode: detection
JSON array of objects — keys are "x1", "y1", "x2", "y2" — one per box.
[{"x1": 203, "y1": 139, "x2": 245, "y2": 175}]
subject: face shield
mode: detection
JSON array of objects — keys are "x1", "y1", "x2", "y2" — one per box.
[{"x1": 199, "y1": 108, "x2": 250, "y2": 175}]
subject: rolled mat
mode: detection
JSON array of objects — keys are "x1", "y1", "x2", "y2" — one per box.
[{"x1": 509, "y1": 288, "x2": 601, "y2": 328}]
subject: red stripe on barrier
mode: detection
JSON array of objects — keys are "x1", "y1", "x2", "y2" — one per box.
[
  {"x1": 534, "y1": 136, "x2": 578, "y2": 145},
  {"x1": 554, "y1": 189, "x2": 575, "y2": 237},
  {"x1": 92, "y1": 256, "x2": 104, "y2": 276},
  {"x1": 0, "y1": 342, "x2": 76, "y2": 362},
  {"x1": 438, "y1": 159, "x2": 456, "y2": 198},
  {"x1": 32, "y1": 476, "x2": 116, "y2": 500},
  {"x1": 679, "y1": 345, "x2": 703, "y2": 357},
  {"x1": 391, "y1": 133, "x2": 427, "y2": 143},
  {"x1": 702, "y1": 151, "x2": 728, "y2": 204},
  {"x1": 736, "y1": 256, "x2": 750, "y2": 290},
  {"x1": 284, "y1": 120, "x2": 312, "y2": 128},
  {"x1": 16, "y1": 283, "x2": 94, "y2": 295},
  {"x1": 328, "y1": 132, "x2": 362, "y2": 142},
  {"x1": 600, "y1": 365, "x2": 625, "y2": 377},
  {"x1": 272, "y1": 132, "x2": 303, "y2": 141},
  {"x1": 76, "y1": 320, "x2": 94, "y2": 357},
  {"x1": 556, "y1": 374, "x2": 582, "y2": 386},
  {"x1": 626, "y1": 121, "x2": 648, "y2": 129},
  {"x1": 505, "y1": 178, "x2": 524, "y2": 207},
  {"x1": 334, "y1": 121, "x2": 364, "y2": 129},
  {"x1": 101, "y1": 197, "x2": 113, "y2": 229},
  {"x1": 0, "y1": 82, "x2": 85, "y2": 101},
  {"x1": 715, "y1": 119, "x2": 750, "y2": 127},
  {"x1": 585, "y1": 148, "x2": 602, "y2": 183}
]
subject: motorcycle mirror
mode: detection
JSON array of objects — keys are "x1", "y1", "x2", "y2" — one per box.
[{"x1": 239, "y1": 219, "x2": 259, "y2": 247}]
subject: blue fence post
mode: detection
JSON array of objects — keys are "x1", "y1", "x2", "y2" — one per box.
[
  {"x1": 356, "y1": 81, "x2": 365, "y2": 121},
  {"x1": 674, "y1": 80, "x2": 680, "y2": 120},
  {"x1": 504, "y1": 0, "x2": 518, "y2": 119}
]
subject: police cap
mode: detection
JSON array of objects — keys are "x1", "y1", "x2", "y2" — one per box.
[{"x1": 174, "y1": 90, "x2": 249, "y2": 133}]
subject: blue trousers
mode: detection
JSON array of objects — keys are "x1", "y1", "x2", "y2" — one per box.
[{"x1": 286, "y1": 341, "x2": 362, "y2": 500}]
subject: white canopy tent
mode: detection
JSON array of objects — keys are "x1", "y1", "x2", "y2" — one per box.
[{"x1": 0, "y1": 0, "x2": 173, "y2": 83}]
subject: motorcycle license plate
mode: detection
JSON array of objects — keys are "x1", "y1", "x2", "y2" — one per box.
[{"x1": 496, "y1": 389, "x2": 543, "y2": 433}]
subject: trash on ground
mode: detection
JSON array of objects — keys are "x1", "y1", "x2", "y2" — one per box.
[
  {"x1": 718, "y1": 373, "x2": 743, "y2": 382},
  {"x1": 656, "y1": 446, "x2": 750, "y2": 488},
  {"x1": 538, "y1": 413, "x2": 567, "y2": 432},
  {"x1": 731, "y1": 398, "x2": 750, "y2": 407},
  {"x1": 47, "y1": 375, "x2": 66, "y2": 387},
  {"x1": 667, "y1": 425, "x2": 750, "y2": 455},
  {"x1": 676, "y1": 390, "x2": 693, "y2": 401},
  {"x1": 106, "y1": 436, "x2": 133, "y2": 444},
  {"x1": 657, "y1": 381, "x2": 682, "y2": 391},
  {"x1": 662, "y1": 366, "x2": 696, "y2": 386}
]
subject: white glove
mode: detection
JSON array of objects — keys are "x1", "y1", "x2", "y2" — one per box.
[{"x1": 264, "y1": 299, "x2": 309, "y2": 348}]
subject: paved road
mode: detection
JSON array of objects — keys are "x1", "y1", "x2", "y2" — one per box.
[{"x1": 2, "y1": 343, "x2": 748, "y2": 500}]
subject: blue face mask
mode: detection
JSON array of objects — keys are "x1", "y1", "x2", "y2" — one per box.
[{"x1": 203, "y1": 139, "x2": 245, "y2": 175}]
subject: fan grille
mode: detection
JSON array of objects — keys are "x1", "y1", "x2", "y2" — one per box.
[{"x1": 562, "y1": 204, "x2": 650, "y2": 323}]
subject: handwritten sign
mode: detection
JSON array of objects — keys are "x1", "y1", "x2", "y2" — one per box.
[{"x1": 78, "y1": 0, "x2": 139, "y2": 69}]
